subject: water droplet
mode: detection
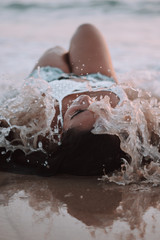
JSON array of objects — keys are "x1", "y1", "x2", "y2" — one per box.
[
  {"x1": 6, "y1": 157, "x2": 10, "y2": 162},
  {"x1": 38, "y1": 141, "x2": 42, "y2": 148}
]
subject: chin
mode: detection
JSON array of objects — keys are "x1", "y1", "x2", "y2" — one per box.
[{"x1": 71, "y1": 111, "x2": 96, "y2": 130}]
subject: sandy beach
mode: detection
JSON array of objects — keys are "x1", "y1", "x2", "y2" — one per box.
[{"x1": 1, "y1": 172, "x2": 160, "y2": 240}]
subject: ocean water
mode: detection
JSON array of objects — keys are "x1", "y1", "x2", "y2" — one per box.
[
  {"x1": 1, "y1": 0, "x2": 160, "y2": 92},
  {"x1": 0, "y1": 1, "x2": 160, "y2": 239}
]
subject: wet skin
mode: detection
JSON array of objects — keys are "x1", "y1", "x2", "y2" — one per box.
[
  {"x1": 63, "y1": 95, "x2": 96, "y2": 131},
  {"x1": 62, "y1": 89, "x2": 120, "y2": 131},
  {"x1": 51, "y1": 83, "x2": 120, "y2": 133}
]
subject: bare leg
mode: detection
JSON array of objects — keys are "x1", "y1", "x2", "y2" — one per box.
[
  {"x1": 69, "y1": 24, "x2": 118, "y2": 83},
  {"x1": 32, "y1": 46, "x2": 71, "y2": 73}
]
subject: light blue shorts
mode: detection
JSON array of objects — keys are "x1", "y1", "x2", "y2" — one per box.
[{"x1": 29, "y1": 66, "x2": 115, "y2": 83}]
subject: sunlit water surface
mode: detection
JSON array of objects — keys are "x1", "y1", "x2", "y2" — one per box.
[{"x1": 1, "y1": 172, "x2": 160, "y2": 240}]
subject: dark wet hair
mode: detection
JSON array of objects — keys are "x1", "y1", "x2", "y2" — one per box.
[
  {"x1": 0, "y1": 129, "x2": 130, "y2": 176},
  {"x1": 47, "y1": 129, "x2": 131, "y2": 176}
]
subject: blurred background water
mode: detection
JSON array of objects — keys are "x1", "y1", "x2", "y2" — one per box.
[{"x1": 0, "y1": 0, "x2": 160, "y2": 95}]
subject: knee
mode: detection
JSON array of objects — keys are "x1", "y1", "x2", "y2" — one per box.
[{"x1": 76, "y1": 23, "x2": 97, "y2": 33}]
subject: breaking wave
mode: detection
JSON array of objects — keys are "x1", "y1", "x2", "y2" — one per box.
[{"x1": 1, "y1": 0, "x2": 160, "y2": 16}]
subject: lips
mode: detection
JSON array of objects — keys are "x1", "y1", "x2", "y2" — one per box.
[{"x1": 71, "y1": 109, "x2": 86, "y2": 119}]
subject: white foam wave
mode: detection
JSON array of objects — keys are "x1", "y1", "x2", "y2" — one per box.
[
  {"x1": 90, "y1": 82, "x2": 160, "y2": 185},
  {"x1": 0, "y1": 77, "x2": 57, "y2": 154}
]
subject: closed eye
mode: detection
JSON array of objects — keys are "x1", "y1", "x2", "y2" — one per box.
[{"x1": 71, "y1": 109, "x2": 86, "y2": 119}]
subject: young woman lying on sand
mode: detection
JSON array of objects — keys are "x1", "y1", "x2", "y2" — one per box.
[{"x1": 0, "y1": 24, "x2": 159, "y2": 179}]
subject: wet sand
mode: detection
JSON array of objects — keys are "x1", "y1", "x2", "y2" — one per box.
[{"x1": 0, "y1": 172, "x2": 160, "y2": 240}]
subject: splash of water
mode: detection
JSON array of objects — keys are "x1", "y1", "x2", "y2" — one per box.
[
  {"x1": 90, "y1": 84, "x2": 160, "y2": 185},
  {"x1": 0, "y1": 77, "x2": 160, "y2": 184},
  {"x1": 0, "y1": 77, "x2": 58, "y2": 155}
]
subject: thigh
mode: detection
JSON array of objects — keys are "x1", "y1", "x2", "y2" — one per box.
[
  {"x1": 32, "y1": 46, "x2": 71, "y2": 73},
  {"x1": 69, "y1": 24, "x2": 117, "y2": 82}
]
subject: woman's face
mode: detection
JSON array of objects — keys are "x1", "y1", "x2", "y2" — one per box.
[{"x1": 63, "y1": 95, "x2": 97, "y2": 131}]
